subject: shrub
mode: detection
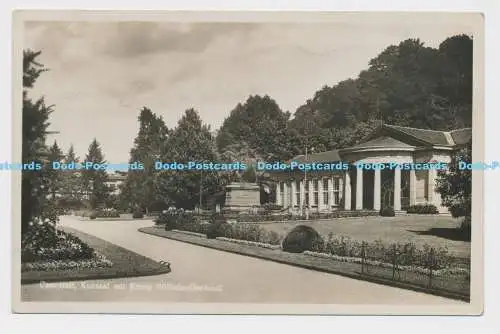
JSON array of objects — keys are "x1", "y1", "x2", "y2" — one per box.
[
  {"x1": 206, "y1": 214, "x2": 231, "y2": 239},
  {"x1": 223, "y1": 223, "x2": 282, "y2": 245},
  {"x1": 132, "y1": 207, "x2": 144, "y2": 219},
  {"x1": 379, "y1": 207, "x2": 395, "y2": 217},
  {"x1": 282, "y1": 225, "x2": 324, "y2": 253},
  {"x1": 459, "y1": 216, "x2": 471, "y2": 240},
  {"x1": 262, "y1": 203, "x2": 283, "y2": 211},
  {"x1": 406, "y1": 204, "x2": 439, "y2": 214},
  {"x1": 89, "y1": 211, "x2": 97, "y2": 220},
  {"x1": 95, "y1": 208, "x2": 120, "y2": 218},
  {"x1": 207, "y1": 222, "x2": 231, "y2": 239}
]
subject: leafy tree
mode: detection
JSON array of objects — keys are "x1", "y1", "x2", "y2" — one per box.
[
  {"x1": 435, "y1": 34, "x2": 473, "y2": 128},
  {"x1": 122, "y1": 107, "x2": 169, "y2": 213},
  {"x1": 81, "y1": 139, "x2": 109, "y2": 209},
  {"x1": 436, "y1": 140, "x2": 472, "y2": 234},
  {"x1": 21, "y1": 49, "x2": 54, "y2": 234},
  {"x1": 288, "y1": 35, "x2": 473, "y2": 155},
  {"x1": 156, "y1": 108, "x2": 230, "y2": 209},
  {"x1": 216, "y1": 95, "x2": 296, "y2": 161}
]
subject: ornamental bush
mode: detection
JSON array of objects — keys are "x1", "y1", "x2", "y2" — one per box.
[
  {"x1": 96, "y1": 208, "x2": 120, "y2": 218},
  {"x1": 282, "y1": 225, "x2": 324, "y2": 253},
  {"x1": 205, "y1": 213, "x2": 229, "y2": 239},
  {"x1": 459, "y1": 216, "x2": 471, "y2": 240},
  {"x1": 132, "y1": 207, "x2": 144, "y2": 219},
  {"x1": 406, "y1": 204, "x2": 439, "y2": 214},
  {"x1": 224, "y1": 223, "x2": 282, "y2": 245},
  {"x1": 262, "y1": 203, "x2": 283, "y2": 211},
  {"x1": 379, "y1": 207, "x2": 395, "y2": 217}
]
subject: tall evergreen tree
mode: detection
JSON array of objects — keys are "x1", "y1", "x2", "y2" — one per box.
[
  {"x1": 60, "y1": 144, "x2": 84, "y2": 205},
  {"x1": 122, "y1": 107, "x2": 169, "y2": 213},
  {"x1": 82, "y1": 139, "x2": 109, "y2": 209},
  {"x1": 46, "y1": 140, "x2": 64, "y2": 200},
  {"x1": 21, "y1": 49, "x2": 54, "y2": 234}
]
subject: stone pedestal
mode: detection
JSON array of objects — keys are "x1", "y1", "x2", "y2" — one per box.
[{"x1": 224, "y1": 182, "x2": 261, "y2": 212}]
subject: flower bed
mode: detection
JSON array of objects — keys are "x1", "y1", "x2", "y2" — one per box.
[
  {"x1": 231, "y1": 210, "x2": 379, "y2": 223},
  {"x1": 215, "y1": 237, "x2": 281, "y2": 249},
  {"x1": 21, "y1": 252, "x2": 113, "y2": 272},
  {"x1": 22, "y1": 221, "x2": 96, "y2": 263},
  {"x1": 303, "y1": 251, "x2": 469, "y2": 277}
]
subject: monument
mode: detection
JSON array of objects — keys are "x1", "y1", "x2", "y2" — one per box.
[{"x1": 223, "y1": 182, "x2": 261, "y2": 212}]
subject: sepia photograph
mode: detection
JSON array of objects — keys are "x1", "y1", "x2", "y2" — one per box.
[{"x1": 11, "y1": 10, "x2": 484, "y2": 315}]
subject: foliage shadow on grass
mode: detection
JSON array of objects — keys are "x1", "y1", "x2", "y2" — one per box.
[{"x1": 407, "y1": 227, "x2": 471, "y2": 242}]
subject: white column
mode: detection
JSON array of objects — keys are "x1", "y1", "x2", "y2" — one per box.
[
  {"x1": 409, "y1": 169, "x2": 417, "y2": 206},
  {"x1": 374, "y1": 168, "x2": 381, "y2": 211},
  {"x1": 318, "y1": 178, "x2": 324, "y2": 211},
  {"x1": 328, "y1": 177, "x2": 334, "y2": 208},
  {"x1": 300, "y1": 180, "x2": 305, "y2": 210},
  {"x1": 283, "y1": 182, "x2": 288, "y2": 208},
  {"x1": 356, "y1": 168, "x2": 363, "y2": 210},
  {"x1": 275, "y1": 181, "x2": 281, "y2": 205},
  {"x1": 394, "y1": 168, "x2": 401, "y2": 211},
  {"x1": 291, "y1": 181, "x2": 297, "y2": 208},
  {"x1": 338, "y1": 177, "x2": 343, "y2": 206},
  {"x1": 344, "y1": 171, "x2": 352, "y2": 210},
  {"x1": 427, "y1": 169, "x2": 435, "y2": 203},
  {"x1": 308, "y1": 179, "x2": 314, "y2": 208}
]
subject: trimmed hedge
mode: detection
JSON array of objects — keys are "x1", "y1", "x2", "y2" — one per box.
[
  {"x1": 157, "y1": 211, "x2": 283, "y2": 245},
  {"x1": 406, "y1": 204, "x2": 439, "y2": 214},
  {"x1": 96, "y1": 208, "x2": 120, "y2": 218},
  {"x1": 282, "y1": 225, "x2": 324, "y2": 253}
]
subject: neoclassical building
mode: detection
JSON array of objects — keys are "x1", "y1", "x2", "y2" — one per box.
[{"x1": 272, "y1": 124, "x2": 472, "y2": 214}]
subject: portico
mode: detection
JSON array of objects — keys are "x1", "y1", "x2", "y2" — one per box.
[{"x1": 272, "y1": 124, "x2": 472, "y2": 214}]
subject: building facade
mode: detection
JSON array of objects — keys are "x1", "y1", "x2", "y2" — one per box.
[
  {"x1": 105, "y1": 172, "x2": 127, "y2": 195},
  {"x1": 273, "y1": 124, "x2": 471, "y2": 214}
]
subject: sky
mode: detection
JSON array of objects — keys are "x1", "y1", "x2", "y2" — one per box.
[{"x1": 23, "y1": 13, "x2": 477, "y2": 163}]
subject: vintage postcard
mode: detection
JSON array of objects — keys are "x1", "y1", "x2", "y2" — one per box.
[{"x1": 11, "y1": 10, "x2": 484, "y2": 315}]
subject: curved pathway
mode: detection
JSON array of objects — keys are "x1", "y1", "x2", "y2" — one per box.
[{"x1": 21, "y1": 216, "x2": 466, "y2": 305}]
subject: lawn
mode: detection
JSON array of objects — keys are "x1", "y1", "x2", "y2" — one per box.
[{"x1": 260, "y1": 215, "x2": 471, "y2": 259}]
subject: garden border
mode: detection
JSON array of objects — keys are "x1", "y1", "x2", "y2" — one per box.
[
  {"x1": 139, "y1": 226, "x2": 469, "y2": 302},
  {"x1": 21, "y1": 227, "x2": 171, "y2": 284},
  {"x1": 76, "y1": 216, "x2": 154, "y2": 222}
]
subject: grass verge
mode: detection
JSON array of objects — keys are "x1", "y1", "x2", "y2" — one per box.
[
  {"x1": 139, "y1": 226, "x2": 469, "y2": 302},
  {"x1": 21, "y1": 227, "x2": 171, "y2": 284}
]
